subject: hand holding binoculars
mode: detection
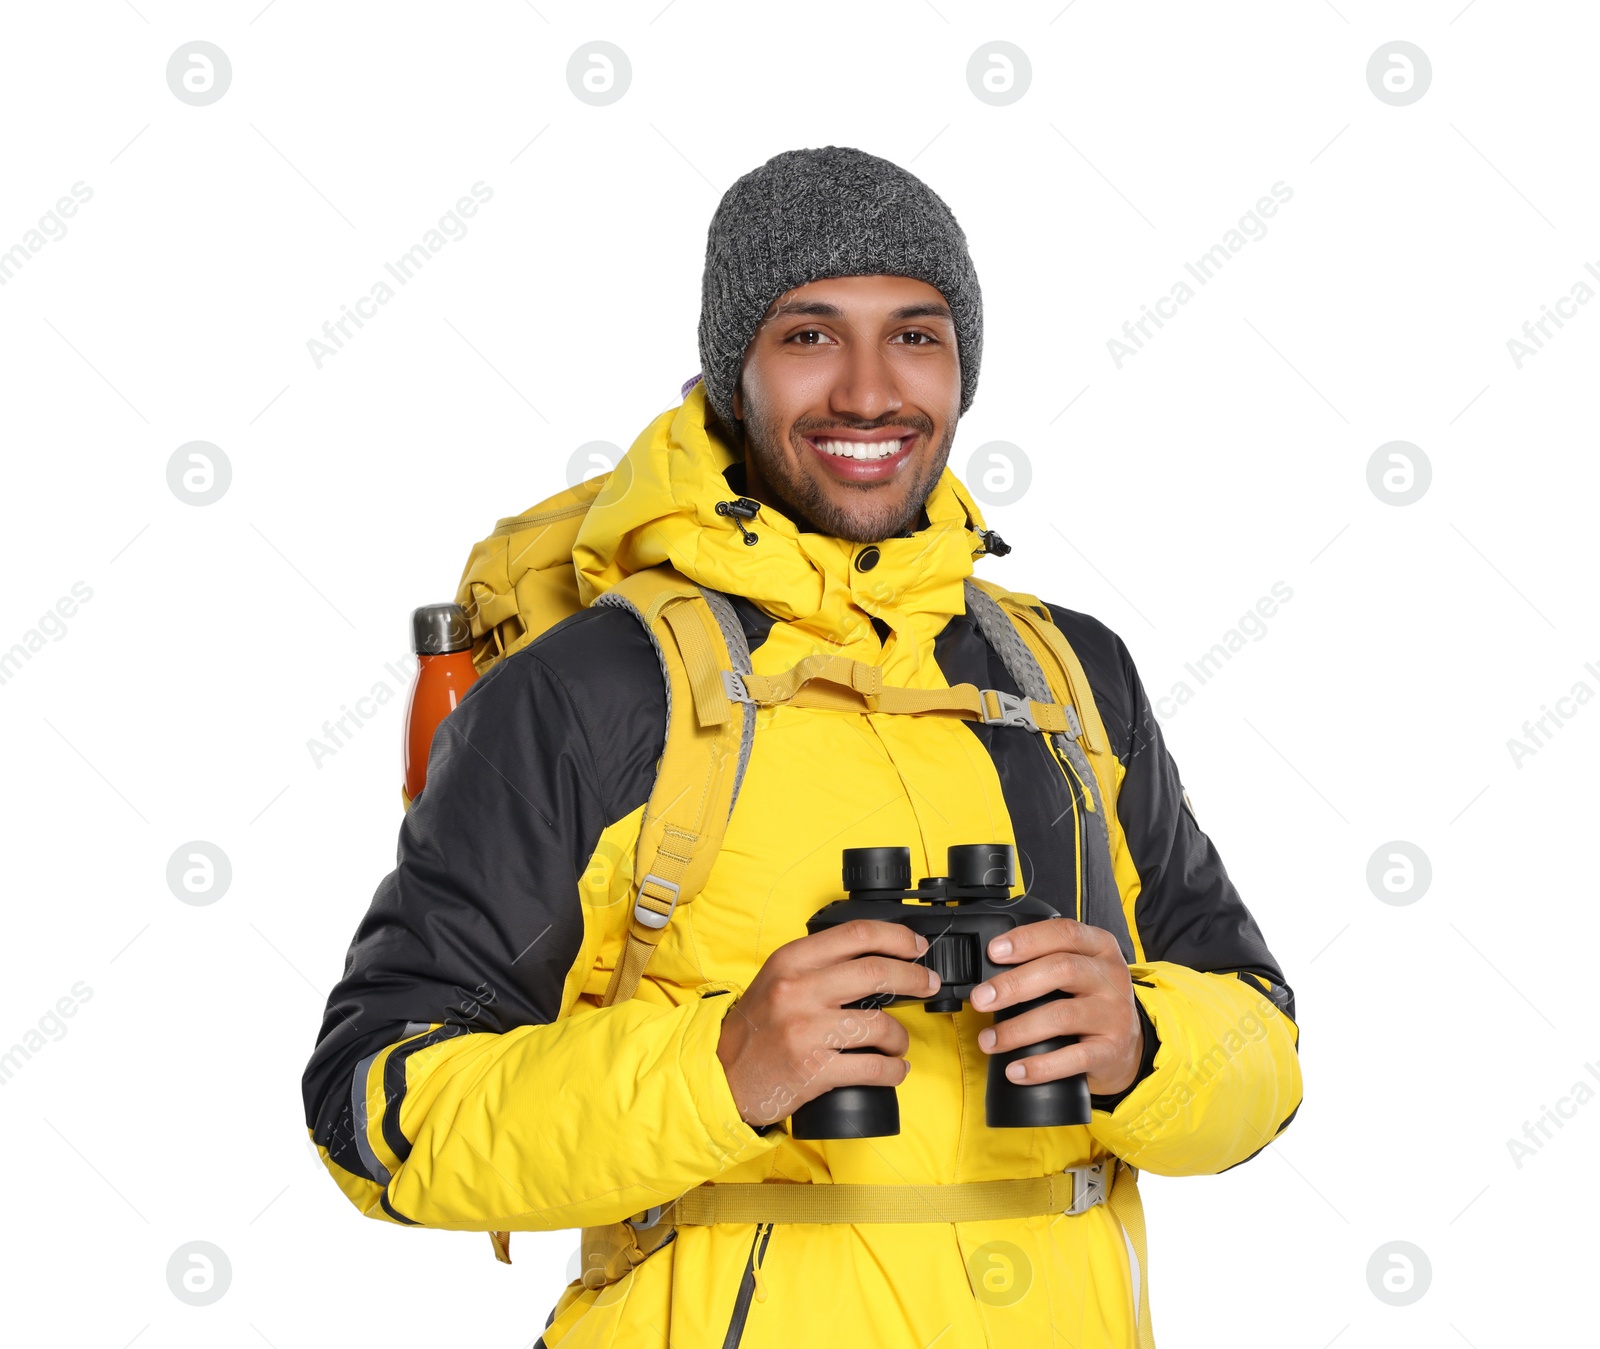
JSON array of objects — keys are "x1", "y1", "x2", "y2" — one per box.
[{"x1": 790, "y1": 842, "x2": 1093, "y2": 1139}]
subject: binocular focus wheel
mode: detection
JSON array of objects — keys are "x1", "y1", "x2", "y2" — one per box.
[{"x1": 840, "y1": 847, "x2": 912, "y2": 892}]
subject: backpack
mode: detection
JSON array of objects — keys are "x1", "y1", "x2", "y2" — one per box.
[{"x1": 441, "y1": 471, "x2": 1135, "y2": 1265}]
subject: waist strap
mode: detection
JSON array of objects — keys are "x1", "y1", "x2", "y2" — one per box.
[
  {"x1": 577, "y1": 1161, "x2": 1128, "y2": 1292},
  {"x1": 632, "y1": 1159, "x2": 1113, "y2": 1229}
]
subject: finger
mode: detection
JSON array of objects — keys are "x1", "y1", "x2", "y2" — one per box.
[
  {"x1": 816, "y1": 1044, "x2": 910, "y2": 1091},
  {"x1": 779, "y1": 1024, "x2": 907, "y2": 1097},
  {"x1": 971, "y1": 952, "x2": 1095, "y2": 1012},
  {"x1": 830, "y1": 1006, "x2": 911, "y2": 1058},
  {"x1": 996, "y1": 1039, "x2": 1120, "y2": 1087},
  {"x1": 770, "y1": 1008, "x2": 909, "y2": 1092},
  {"x1": 816, "y1": 952, "x2": 940, "y2": 1007},
  {"x1": 976, "y1": 996, "x2": 1086, "y2": 1055},
  {"x1": 988, "y1": 917, "x2": 1116, "y2": 966},
  {"x1": 786, "y1": 919, "x2": 929, "y2": 973}
]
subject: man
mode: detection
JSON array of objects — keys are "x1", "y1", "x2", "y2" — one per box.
[{"x1": 302, "y1": 146, "x2": 1302, "y2": 1349}]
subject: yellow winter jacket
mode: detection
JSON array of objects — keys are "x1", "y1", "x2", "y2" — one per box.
[{"x1": 301, "y1": 382, "x2": 1303, "y2": 1348}]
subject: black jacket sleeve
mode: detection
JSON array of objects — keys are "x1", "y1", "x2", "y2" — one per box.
[{"x1": 1048, "y1": 603, "x2": 1302, "y2": 1158}]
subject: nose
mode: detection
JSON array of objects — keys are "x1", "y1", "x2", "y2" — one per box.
[{"x1": 829, "y1": 334, "x2": 903, "y2": 425}]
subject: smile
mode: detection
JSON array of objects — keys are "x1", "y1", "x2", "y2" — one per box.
[{"x1": 810, "y1": 436, "x2": 907, "y2": 461}]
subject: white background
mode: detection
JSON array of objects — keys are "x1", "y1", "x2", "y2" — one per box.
[{"x1": 1, "y1": 2, "x2": 1594, "y2": 1346}]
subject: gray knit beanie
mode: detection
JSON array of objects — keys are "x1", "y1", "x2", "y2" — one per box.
[{"x1": 697, "y1": 145, "x2": 983, "y2": 431}]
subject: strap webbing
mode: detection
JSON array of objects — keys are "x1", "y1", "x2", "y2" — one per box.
[
  {"x1": 1106, "y1": 1159, "x2": 1157, "y2": 1349},
  {"x1": 492, "y1": 569, "x2": 751, "y2": 1268},
  {"x1": 572, "y1": 1160, "x2": 1148, "y2": 1333},
  {"x1": 660, "y1": 1162, "x2": 1112, "y2": 1225},
  {"x1": 597, "y1": 576, "x2": 746, "y2": 1010},
  {"x1": 731, "y1": 657, "x2": 1074, "y2": 734},
  {"x1": 663, "y1": 602, "x2": 735, "y2": 728}
]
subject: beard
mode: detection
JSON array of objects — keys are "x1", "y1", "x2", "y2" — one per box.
[{"x1": 740, "y1": 396, "x2": 958, "y2": 544}]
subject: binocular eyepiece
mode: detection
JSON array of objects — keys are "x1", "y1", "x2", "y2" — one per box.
[{"x1": 789, "y1": 843, "x2": 1093, "y2": 1140}]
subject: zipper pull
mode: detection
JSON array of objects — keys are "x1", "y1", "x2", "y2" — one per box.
[
  {"x1": 1053, "y1": 741, "x2": 1097, "y2": 814},
  {"x1": 751, "y1": 1222, "x2": 771, "y2": 1302}
]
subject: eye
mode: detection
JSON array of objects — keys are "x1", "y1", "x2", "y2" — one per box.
[
  {"x1": 787, "y1": 327, "x2": 834, "y2": 346},
  {"x1": 892, "y1": 330, "x2": 940, "y2": 346}
]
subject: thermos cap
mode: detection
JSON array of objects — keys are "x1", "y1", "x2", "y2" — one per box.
[{"x1": 411, "y1": 603, "x2": 472, "y2": 655}]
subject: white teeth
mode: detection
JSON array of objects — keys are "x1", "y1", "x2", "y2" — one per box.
[{"x1": 814, "y1": 437, "x2": 903, "y2": 461}]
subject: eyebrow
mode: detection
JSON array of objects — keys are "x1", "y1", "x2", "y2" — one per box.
[{"x1": 766, "y1": 299, "x2": 953, "y2": 323}]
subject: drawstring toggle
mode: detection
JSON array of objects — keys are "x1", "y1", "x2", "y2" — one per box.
[{"x1": 716, "y1": 497, "x2": 762, "y2": 547}]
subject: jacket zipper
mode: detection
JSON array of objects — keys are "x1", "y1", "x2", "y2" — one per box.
[
  {"x1": 721, "y1": 1221, "x2": 774, "y2": 1349},
  {"x1": 1043, "y1": 736, "x2": 1088, "y2": 922}
]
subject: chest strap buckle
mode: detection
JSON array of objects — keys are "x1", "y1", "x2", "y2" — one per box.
[{"x1": 979, "y1": 689, "x2": 1039, "y2": 731}]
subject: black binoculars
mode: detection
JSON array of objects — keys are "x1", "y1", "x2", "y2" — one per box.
[{"x1": 789, "y1": 843, "x2": 1093, "y2": 1140}]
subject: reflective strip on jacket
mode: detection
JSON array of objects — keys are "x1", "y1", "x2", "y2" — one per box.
[{"x1": 301, "y1": 386, "x2": 1303, "y2": 1348}]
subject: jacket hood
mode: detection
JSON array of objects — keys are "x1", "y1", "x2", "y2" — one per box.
[{"x1": 572, "y1": 380, "x2": 994, "y2": 676}]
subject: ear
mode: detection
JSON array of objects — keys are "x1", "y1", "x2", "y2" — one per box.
[{"x1": 731, "y1": 383, "x2": 743, "y2": 421}]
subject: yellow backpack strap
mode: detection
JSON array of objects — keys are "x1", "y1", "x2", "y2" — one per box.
[
  {"x1": 664, "y1": 1159, "x2": 1114, "y2": 1224},
  {"x1": 1106, "y1": 1160, "x2": 1157, "y2": 1349},
  {"x1": 491, "y1": 567, "x2": 755, "y2": 1267},
  {"x1": 590, "y1": 565, "x2": 755, "y2": 1007},
  {"x1": 728, "y1": 653, "x2": 1073, "y2": 734}
]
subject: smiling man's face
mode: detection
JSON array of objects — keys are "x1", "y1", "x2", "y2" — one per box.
[{"x1": 730, "y1": 274, "x2": 962, "y2": 544}]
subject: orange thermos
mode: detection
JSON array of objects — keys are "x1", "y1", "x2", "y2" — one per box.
[{"x1": 402, "y1": 603, "x2": 479, "y2": 809}]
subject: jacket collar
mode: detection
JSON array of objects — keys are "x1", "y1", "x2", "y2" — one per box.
[{"x1": 572, "y1": 381, "x2": 993, "y2": 674}]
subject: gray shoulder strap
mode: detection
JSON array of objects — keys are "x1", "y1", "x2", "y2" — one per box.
[
  {"x1": 963, "y1": 580, "x2": 1056, "y2": 709},
  {"x1": 962, "y1": 580, "x2": 1134, "y2": 960},
  {"x1": 694, "y1": 585, "x2": 757, "y2": 816}
]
